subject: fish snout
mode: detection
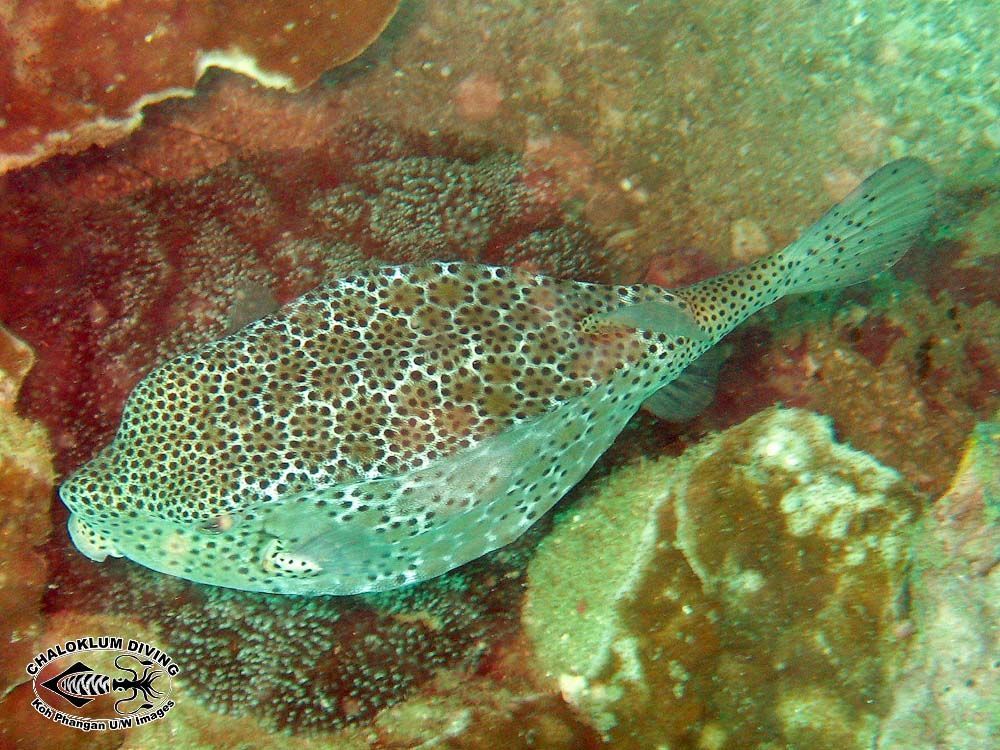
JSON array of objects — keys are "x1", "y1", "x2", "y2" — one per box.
[
  {"x1": 66, "y1": 511, "x2": 122, "y2": 562},
  {"x1": 58, "y1": 463, "x2": 104, "y2": 514}
]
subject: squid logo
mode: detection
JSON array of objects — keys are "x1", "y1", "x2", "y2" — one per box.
[
  {"x1": 26, "y1": 636, "x2": 179, "y2": 730},
  {"x1": 40, "y1": 655, "x2": 165, "y2": 714}
]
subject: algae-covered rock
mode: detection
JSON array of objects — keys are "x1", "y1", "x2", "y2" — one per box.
[
  {"x1": 524, "y1": 406, "x2": 922, "y2": 749},
  {"x1": 521, "y1": 450, "x2": 674, "y2": 733},
  {"x1": 877, "y1": 418, "x2": 999, "y2": 750},
  {"x1": 0, "y1": 326, "x2": 54, "y2": 697}
]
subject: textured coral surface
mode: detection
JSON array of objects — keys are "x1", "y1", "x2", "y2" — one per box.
[
  {"x1": 0, "y1": 0, "x2": 400, "y2": 173},
  {"x1": 526, "y1": 408, "x2": 921, "y2": 749},
  {"x1": 877, "y1": 418, "x2": 1000, "y2": 750}
]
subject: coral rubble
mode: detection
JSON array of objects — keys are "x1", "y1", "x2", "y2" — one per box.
[
  {"x1": 525, "y1": 407, "x2": 922, "y2": 748},
  {"x1": 344, "y1": 0, "x2": 998, "y2": 267}
]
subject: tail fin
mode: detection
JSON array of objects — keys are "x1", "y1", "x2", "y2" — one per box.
[{"x1": 781, "y1": 158, "x2": 937, "y2": 294}]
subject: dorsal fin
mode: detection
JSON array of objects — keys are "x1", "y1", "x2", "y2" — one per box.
[
  {"x1": 594, "y1": 300, "x2": 709, "y2": 340},
  {"x1": 224, "y1": 282, "x2": 279, "y2": 334}
]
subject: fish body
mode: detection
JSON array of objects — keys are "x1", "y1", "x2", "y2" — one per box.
[{"x1": 60, "y1": 159, "x2": 937, "y2": 595}]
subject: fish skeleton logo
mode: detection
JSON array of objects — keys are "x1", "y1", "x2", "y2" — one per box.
[{"x1": 26, "y1": 636, "x2": 179, "y2": 731}]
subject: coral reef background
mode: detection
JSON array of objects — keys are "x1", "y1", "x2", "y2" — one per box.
[{"x1": 0, "y1": 1, "x2": 997, "y2": 748}]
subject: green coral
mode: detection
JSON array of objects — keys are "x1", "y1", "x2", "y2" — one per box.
[{"x1": 522, "y1": 456, "x2": 671, "y2": 683}]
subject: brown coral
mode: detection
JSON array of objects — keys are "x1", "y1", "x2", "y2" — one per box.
[{"x1": 0, "y1": 0, "x2": 401, "y2": 173}]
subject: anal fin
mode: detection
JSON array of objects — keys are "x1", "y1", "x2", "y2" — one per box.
[{"x1": 643, "y1": 347, "x2": 727, "y2": 422}]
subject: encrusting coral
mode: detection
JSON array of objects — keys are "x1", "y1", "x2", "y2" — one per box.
[
  {"x1": 525, "y1": 407, "x2": 922, "y2": 749},
  {"x1": 877, "y1": 417, "x2": 999, "y2": 750},
  {"x1": 0, "y1": 1, "x2": 401, "y2": 173}
]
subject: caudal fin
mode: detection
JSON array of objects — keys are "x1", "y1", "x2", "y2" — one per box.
[{"x1": 782, "y1": 158, "x2": 937, "y2": 294}]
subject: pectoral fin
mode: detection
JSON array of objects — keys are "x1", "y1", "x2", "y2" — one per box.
[{"x1": 596, "y1": 300, "x2": 709, "y2": 341}]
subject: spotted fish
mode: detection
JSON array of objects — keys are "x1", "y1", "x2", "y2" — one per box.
[{"x1": 60, "y1": 158, "x2": 936, "y2": 595}]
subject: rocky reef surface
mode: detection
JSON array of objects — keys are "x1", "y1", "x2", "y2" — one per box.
[
  {"x1": 877, "y1": 418, "x2": 999, "y2": 750},
  {"x1": 0, "y1": 328, "x2": 53, "y2": 699},
  {"x1": 526, "y1": 407, "x2": 923, "y2": 749}
]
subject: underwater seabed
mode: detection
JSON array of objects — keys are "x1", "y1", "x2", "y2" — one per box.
[
  {"x1": 2, "y1": 326, "x2": 998, "y2": 749},
  {"x1": 1, "y1": 0, "x2": 998, "y2": 748}
]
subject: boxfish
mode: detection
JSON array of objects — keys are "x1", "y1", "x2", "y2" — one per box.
[{"x1": 60, "y1": 158, "x2": 937, "y2": 595}]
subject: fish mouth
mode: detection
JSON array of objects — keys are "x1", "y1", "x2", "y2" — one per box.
[
  {"x1": 60, "y1": 466, "x2": 125, "y2": 563},
  {"x1": 66, "y1": 512, "x2": 122, "y2": 562}
]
